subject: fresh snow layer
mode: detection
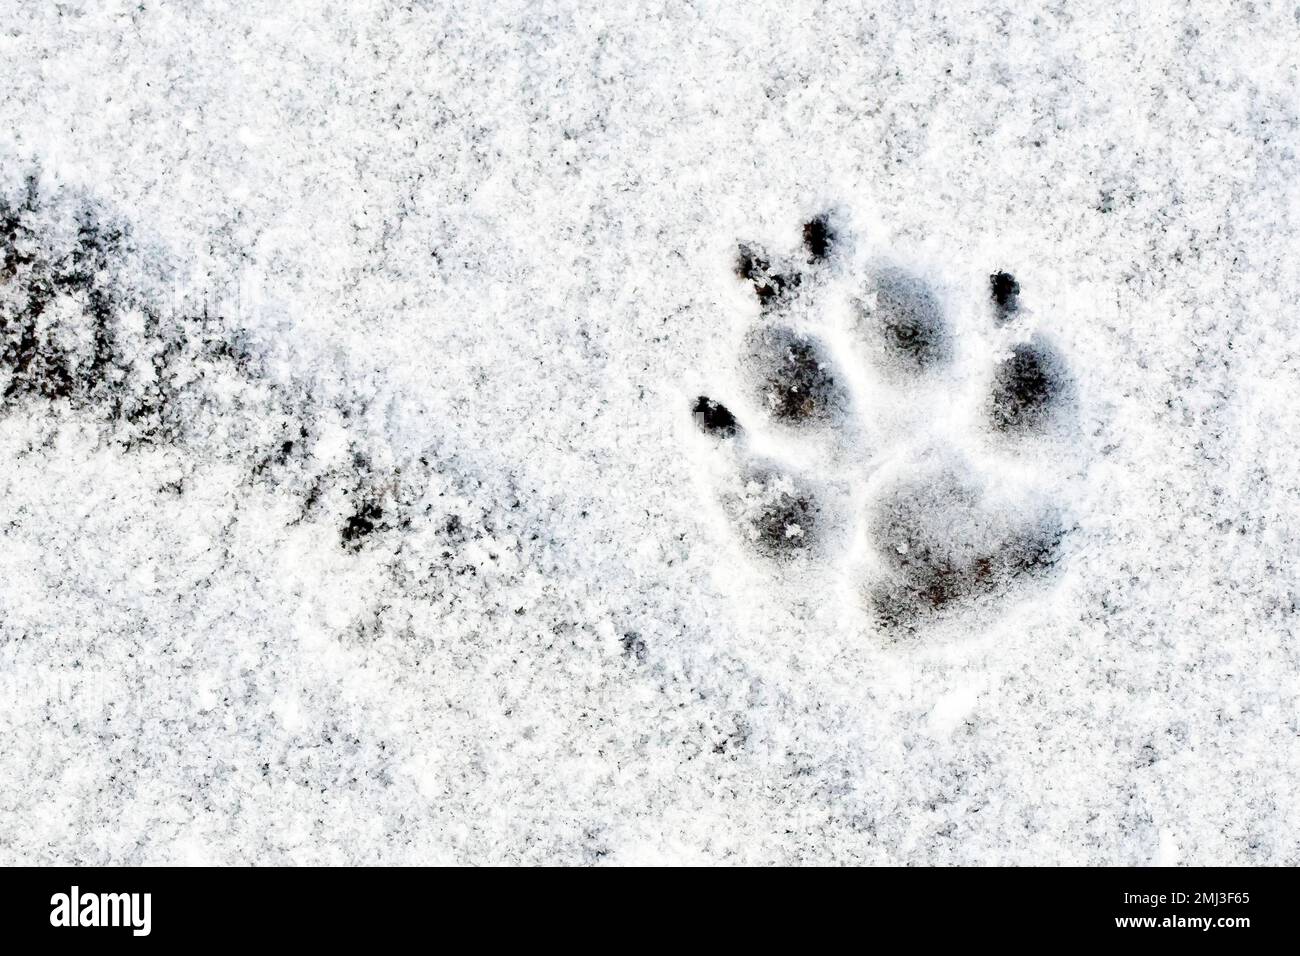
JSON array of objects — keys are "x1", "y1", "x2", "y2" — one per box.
[{"x1": 0, "y1": 0, "x2": 1297, "y2": 865}]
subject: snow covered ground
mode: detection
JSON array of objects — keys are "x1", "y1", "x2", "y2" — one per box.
[{"x1": 1, "y1": 0, "x2": 1297, "y2": 865}]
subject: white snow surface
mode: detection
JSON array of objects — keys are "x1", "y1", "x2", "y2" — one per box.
[{"x1": 0, "y1": 0, "x2": 1297, "y2": 865}]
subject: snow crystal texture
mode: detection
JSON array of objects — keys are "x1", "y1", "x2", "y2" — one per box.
[{"x1": 1, "y1": 0, "x2": 1297, "y2": 865}]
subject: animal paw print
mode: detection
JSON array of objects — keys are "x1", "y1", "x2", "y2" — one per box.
[{"x1": 691, "y1": 212, "x2": 1075, "y2": 628}]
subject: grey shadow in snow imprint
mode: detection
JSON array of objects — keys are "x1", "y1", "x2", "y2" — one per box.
[
  {"x1": 0, "y1": 170, "x2": 543, "y2": 574},
  {"x1": 0, "y1": 171, "x2": 371, "y2": 545},
  {"x1": 691, "y1": 212, "x2": 1075, "y2": 630}
]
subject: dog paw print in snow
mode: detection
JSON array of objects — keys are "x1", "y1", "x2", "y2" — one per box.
[{"x1": 689, "y1": 211, "x2": 1078, "y2": 629}]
